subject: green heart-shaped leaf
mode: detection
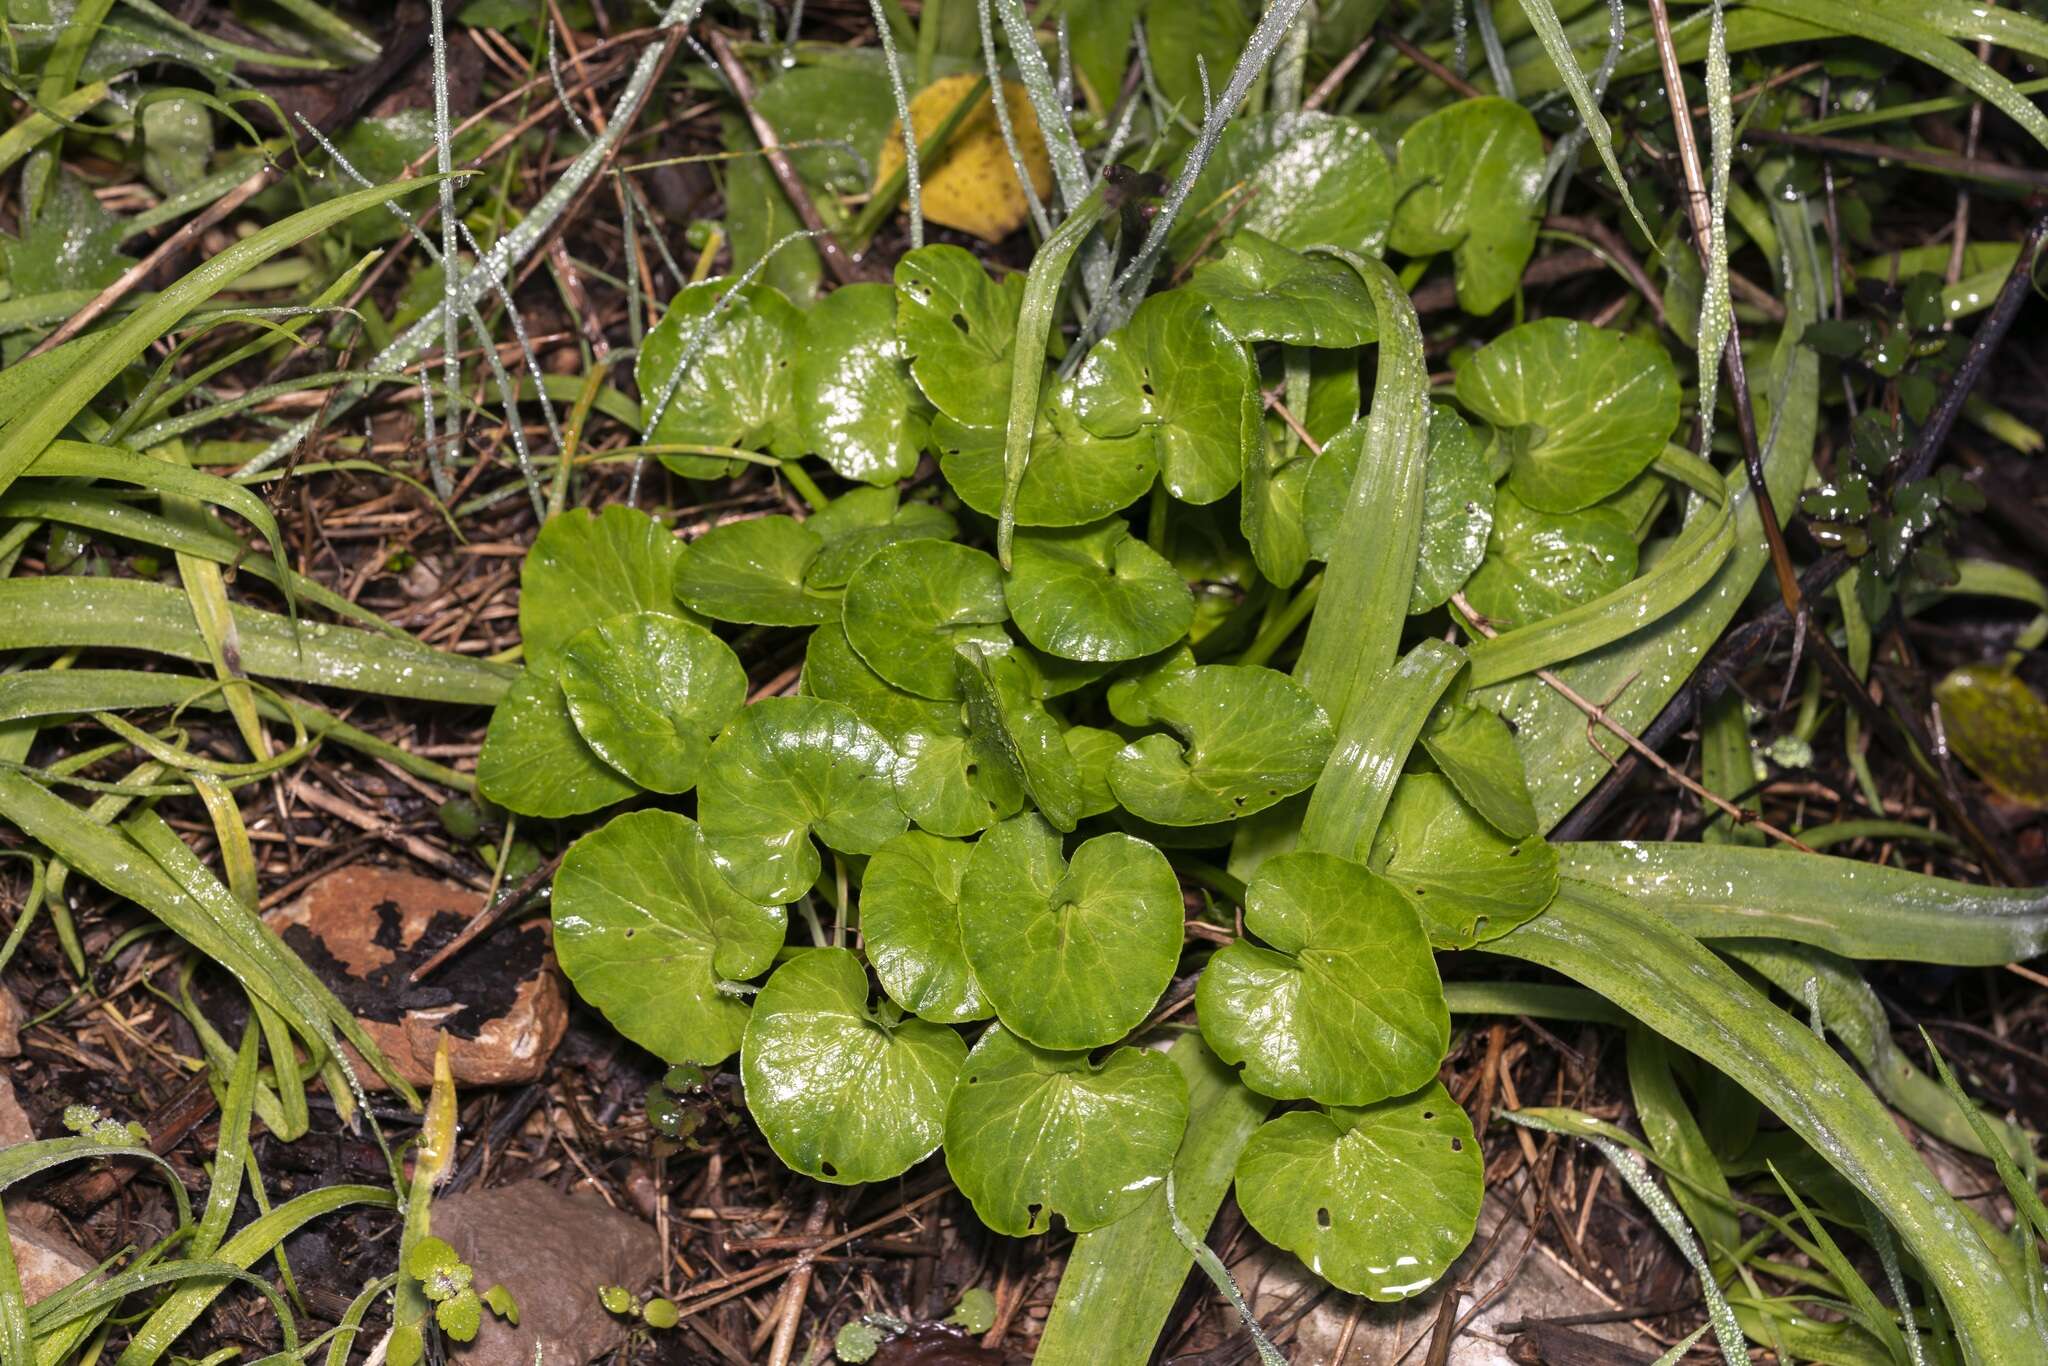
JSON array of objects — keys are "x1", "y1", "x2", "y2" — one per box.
[
  {"x1": 637, "y1": 279, "x2": 802, "y2": 472},
  {"x1": 862, "y1": 830, "x2": 989, "y2": 1023},
  {"x1": 672, "y1": 514, "x2": 836, "y2": 626},
  {"x1": 520, "y1": 506, "x2": 685, "y2": 673},
  {"x1": 894, "y1": 244, "x2": 1024, "y2": 426},
  {"x1": 1408, "y1": 404, "x2": 1494, "y2": 613},
  {"x1": 957, "y1": 642, "x2": 1084, "y2": 832},
  {"x1": 699, "y1": 696, "x2": 907, "y2": 903},
  {"x1": 1235, "y1": 1081, "x2": 1483, "y2": 1300},
  {"x1": 551, "y1": 810, "x2": 786, "y2": 1065},
  {"x1": 943, "y1": 1025, "x2": 1189, "y2": 1235},
  {"x1": 1069, "y1": 290, "x2": 1256, "y2": 504},
  {"x1": 742, "y1": 947, "x2": 967, "y2": 1182},
  {"x1": 1390, "y1": 97, "x2": 1545, "y2": 316},
  {"x1": 557, "y1": 611, "x2": 746, "y2": 794},
  {"x1": 843, "y1": 539, "x2": 1010, "y2": 700},
  {"x1": 1171, "y1": 112, "x2": 1395, "y2": 261},
  {"x1": 1005, "y1": 519, "x2": 1194, "y2": 663},
  {"x1": 960, "y1": 814, "x2": 1182, "y2": 1048},
  {"x1": 1196, "y1": 852, "x2": 1447, "y2": 1105},
  {"x1": 1456, "y1": 318, "x2": 1680, "y2": 513},
  {"x1": 1108, "y1": 664, "x2": 1333, "y2": 825},
  {"x1": 796, "y1": 282, "x2": 928, "y2": 484},
  {"x1": 1462, "y1": 489, "x2": 1637, "y2": 630},
  {"x1": 477, "y1": 671, "x2": 637, "y2": 818},
  {"x1": 934, "y1": 387, "x2": 1159, "y2": 528},
  {"x1": 1368, "y1": 774, "x2": 1556, "y2": 947},
  {"x1": 804, "y1": 494, "x2": 957, "y2": 590},
  {"x1": 1421, "y1": 704, "x2": 1538, "y2": 839},
  {"x1": 1935, "y1": 665, "x2": 2048, "y2": 807},
  {"x1": 1188, "y1": 232, "x2": 1378, "y2": 348}
]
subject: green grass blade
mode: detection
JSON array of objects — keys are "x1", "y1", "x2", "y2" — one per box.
[
  {"x1": 1559, "y1": 842, "x2": 2048, "y2": 965},
  {"x1": 0, "y1": 1137, "x2": 188, "y2": 1223},
  {"x1": 0, "y1": 1203, "x2": 31, "y2": 1366},
  {"x1": 1920, "y1": 1033, "x2": 2048, "y2": 1247},
  {"x1": 1301, "y1": 638, "x2": 1464, "y2": 859},
  {"x1": 1513, "y1": 0, "x2": 1651, "y2": 240},
  {"x1": 0, "y1": 81, "x2": 109, "y2": 178},
  {"x1": 194, "y1": 1023, "x2": 261, "y2": 1258},
  {"x1": 1766, "y1": 1165, "x2": 1915, "y2": 1362}
]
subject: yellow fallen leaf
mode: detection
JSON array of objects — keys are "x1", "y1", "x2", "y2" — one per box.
[{"x1": 872, "y1": 75, "x2": 1054, "y2": 243}]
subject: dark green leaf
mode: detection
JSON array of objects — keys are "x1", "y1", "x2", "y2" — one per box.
[
  {"x1": 1187, "y1": 232, "x2": 1378, "y2": 348},
  {"x1": 1462, "y1": 490, "x2": 1637, "y2": 630},
  {"x1": 1369, "y1": 774, "x2": 1557, "y2": 947},
  {"x1": 894, "y1": 244, "x2": 1025, "y2": 426},
  {"x1": 1170, "y1": 112, "x2": 1395, "y2": 262},
  {"x1": 1421, "y1": 704, "x2": 1538, "y2": 840},
  {"x1": 1408, "y1": 405, "x2": 1493, "y2": 613},
  {"x1": 1004, "y1": 519, "x2": 1194, "y2": 662},
  {"x1": 520, "y1": 506, "x2": 686, "y2": 674},
  {"x1": 557, "y1": 611, "x2": 747, "y2": 795},
  {"x1": 1390, "y1": 97, "x2": 1545, "y2": 315},
  {"x1": 477, "y1": 671, "x2": 637, "y2": 818},
  {"x1": 637, "y1": 279, "x2": 802, "y2": 474},
  {"x1": 862, "y1": 831, "x2": 989, "y2": 1023},
  {"x1": 672, "y1": 515, "x2": 836, "y2": 626},
  {"x1": 795, "y1": 282, "x2": 928, "y2": 485},
  {"x1": 957, "y1": 642, "x2": 1085, "y2": 832},
  {"x1": 843, "y1": 539, "x2": 1010, "y2": 700},
  {"x1": 935, "y1": 388, "x2": 1159, "y2": 528},
  {"x1": 1109, "y1": 665, "x2": 1332, "y2": 825}
]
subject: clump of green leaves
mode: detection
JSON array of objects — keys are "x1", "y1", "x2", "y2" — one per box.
[{"x1": 399, "y1": 1237, "x2": 517, "y2": 1351}]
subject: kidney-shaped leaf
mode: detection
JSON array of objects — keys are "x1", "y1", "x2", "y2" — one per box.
[
  {"x1": 1235, "y1": 1081, "x2": 1483, "y2": 1300},
  {"x1": 862, "y1": 830, "x2": 989, "y2": 1024},
  {"x1": 1172, "y1": 111, "x2": 1394, "y2": 260},
  {"x1": 557, "y1": 611, "x2": 746, "y2": 795},
  {"x1": 1188, "y1": 232, "x2": 1377, "y2": 348},
  {"x1": 1004, "y1": 519, "x2": 1194, "y2": 663},
  {"x1": 1197, "y1": 852, "x2": 1447, "y2": 1106},
  {"x1": 673, "y1": 514, "x2": 836, "y2": 626},
  {"x1": 943, "y1": 1025, "x2": 1189, "y2": 1236},
  {"x1": 1462, "y1": 489, "x2": 1637, "y2": 630},
  {"x1": 1421, "y1": 703, "x2": 1538, "y2": 840},
  {"x1": 1390, "y1": 97, "x2": 1545, "y2": 316},
  {"x1": 742, "y1": 948, "x2": 967, "y2": 1183},
  {"x1": 894, "y1": 244, "x2": 1024, "y2": 427},
  {"x1": 796, "y1": 282, "x2": 928, "y2": 485},
  {"x1": 1109, "y1": 665, "x2": 1332, "y2": 825},
  {"x1": 957, "y1": 642, "x2": 1084, "y2": 832},
  {"x1": 637, "y1": 278, "x2": 802, "y2": 472},
  {"x1": 1368, "y1": 774, "x2": 1556, "y2": 948},
  {"x1": 477, "y1": 671, "x2": 637, "y2": 818},
  {"x1": 698, "y1": 696, "x2": 907, "y2": 903},
  {"x1": 1456, "y1": 318, "x2": 1680, "y2": 513},
  {"x1": 934, "y1": 388, "x2": 1158, "y2": 528},
  {"x1": 843, "y1": 538, "x2": 1010, "y2": 700},
  {"x1": 1069, "y1": 289, "x2": 1256, "y2": 505},
  {"x1": 960, "y1": 814, "x2": 1182, "y2": 1049},
  {"x1": 551, "y1": 810, "x2": 786, "y2": 1066},
  {"x1": 520, "y1": 505, "x2": 685, "y2": 673},
  {"x1": 803, "y1": 493, "x2": 957, "y2": 591}
]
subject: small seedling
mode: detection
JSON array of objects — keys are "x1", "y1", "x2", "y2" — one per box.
[{"x1": 389, "y1": 1237, "x2": 516, "y2": 1364}]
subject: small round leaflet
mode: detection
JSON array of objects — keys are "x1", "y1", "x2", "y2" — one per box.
[{"x1": 557, "y1": 611, "x2": 745, "y2": 794}]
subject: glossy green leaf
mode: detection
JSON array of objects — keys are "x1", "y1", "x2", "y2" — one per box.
[
  {"x1": 1462, "y1": 489, "x2": 1637, "y2": 630},
  {"x1": 1170, "y1": 112, "x2": 1395, "y2": 262},
  {"x1": 1422, "y1": 704, "x2": 1538, "y2": 840},
  {"x1": 1369, "y1": 774, "x2": 1557, "y2": 947},
  {"x1": 1187, "y1": 232, "x2": 1378, "y2": 348},
  {"x1": 552, "y1": 810, "x2": 786, "y2": 1066},
  {"x1": 1064, "y1": 724, "x2": 1124, "y2": 819},
  {"x1": 521, "y1": 505, "x2": 685, "y2": 674},
  {"x1": 862, "y1": 830, "x2": 989, "y2": 1023},
  {"x1": 1456, "y1": 319, "x2": 1681, "y2": 513},
  {"x1": 1241, "y1": 422, "x2": 1315, "y2": 587},
  {"x1": 742, "y1": 948, "x2": 967, "y2": 1182},
  {"x1": 960, "y1": 814, "x2": 1183, "y2": 1048},
  {"x1": 557, "y1": 611, "x2": 746, "y2": 794},
  {"x1": 1109, "y1": 665, "x2": 1332, "y2": 825},
  {"x1": 795, "y1": 282, "x2": 928, "y2": 485},
  {"x1": 476, "y1": 671, "x2": 637, "y2": 818},
  {"x1": 1005, "y1": 519, "x2": 1194, "y2": 662},
  {"x1": 637, "y1": 279, "x2": 802, "y2": 474},
  {"x1": 894, "y1": 243, "x2": 1025, "y2": 426},
  {"x1": 698, "y1": 696, "x2": 907, "y2": 903},
  {"x1": 1408, "y1": 405, "x2": 1493, "y2": 613},
  {"x1": 802, "y1": 493, "x2": 957, "y2": 591},
  {"x1": 672, "y1": 515, "x2": 836, "y2": 626},
  {"x1": 1390, "y1": 97, "x2": 1545, "y2": 316},
  {"x1": 957, "y1": 642, "x2": 1084, "y2": 832},
  {"x1": 1234, "y1": 1081, "x2": 1483, "y2": 1300},
  {"x1": 843, "y1": 538, "x2": 1010, "y2": 700},
  {"x1": 1069, "y1": 290, "x2": 1256, "y2": 504},
  {"x1": 1935, "y1": 665, "x2": 2048, "y2": 807},
  {"x1": 935, "y1": 387, "x2": 1159, "y2": 528},
  {"x1": 944, "y1": 1025, "x2": 1190, "y2": 1235},
  {"x1": 1197, "y1": 852, "x2": 1446, "y2": 1105}
]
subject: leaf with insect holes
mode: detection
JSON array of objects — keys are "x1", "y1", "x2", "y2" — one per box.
[
  {"x1": 843, "y1": 539, "x2": 1011, "y2": 700},
  {"x1": 477, "y1": 671, "x2": 636, "y2": 818},
  {"x1": 796, "y1": 283, "x2": 930, "y2": 485},
  {"x1": 1004, "y1": 519, "x2": 1193, "y2": 663},
  {"x1": 1188, "y1": 232, "x2": 1379, "y2": 348},
  {"x1": 1462, "y1": 489, "x2": 1637, "y2": 630},
  {"x1": 1069, "y1": 290, "x2": 1257, "y2": 504},
  {"x1": 1170, "y1": 112, "x2": 1396, "y2": 263},
  {"x1": 551, "y1": 810, "x2": 786, "y2": 1066},
  {"x1": 637, "y1": 278, "x2": 803, "y2": 474},
  {"x1": 935, "y1": 386, "x2": 1160, "y2": 528},
  {"x1": 520, "y1": 506, "x2": 686, "y2": 674},
  {"x1": 862, "y1": 830, "x2": 990, "y2": 1024},
  {"x1": 960, "y1": 814, "x2": 1182, "y2": 1049},
  {"x1": 672, "y1": 515, "x2": 837, "y2": 626},
  {"x1": 894, "y1": 244, "x2": 1026, "y2": 426},
  {"x1": 742, "y1": 948, "x2": 967, "y2": 1183},
  {"x1": 1390, "y1": 97, "x2": 1545, "y2": 316},
  {"x1": 1368, "y1": 774, "x2": 1556, "y2": 948},
  {"x1": 1456, "y1": 318, "x2": 1681, "y2": 513},
  {"x1": 557, "y1": 612, "x2": 745, "y2": 794},
  {"x1": 1235, "y1": 1081, "x2": 1483, "y2": 1300},
  {"x1": 943, "y1": 1025, "x2": 1189, "y2": 1236},
  {"x1": 697, "y1": 697, "x2": 907, "y2": 903},
  {"x1": 1109, "y1": 665, "x2": 1332, "y2": 825},
  {"x1": 1196, "y1": 852, "x2": 1446, "y2": 1105}
]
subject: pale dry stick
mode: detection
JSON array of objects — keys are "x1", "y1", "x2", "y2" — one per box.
[
  {"x1": 1262, "y1": 390, "x2": 1325, "y2": 456},
  {"x1": 1452, "y1": 593, "x2": 1817, "y2": 853},
  {"x1": 1303, "y1": 35, "x2": 1374, "y2": 112},
  {"x1": 766, "y1": 1195, "x2": 830, "y2": 1366}
]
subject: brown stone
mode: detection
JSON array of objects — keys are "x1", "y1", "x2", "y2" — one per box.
[
  {"x1": 0, "y1": 1074, "x2": 33, "y2": 1148},
  {"x1": 0, "y1": 982, "x2": 22, "y2": 1058},
  {"x1": 267, "y1": 865, "x2": 566, "y2": 1089},
  {"x1": 5, "y1": 1211, "x2": 94, "y2": 1306},
  {"x1": 429, "y1": 1181, "x2": 663, "y2": 1365}
]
